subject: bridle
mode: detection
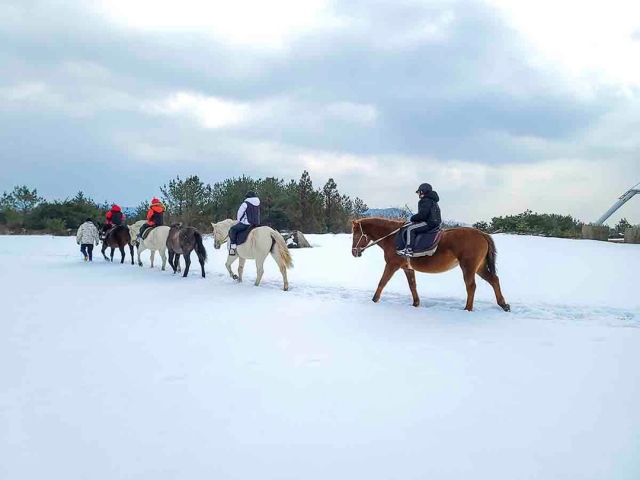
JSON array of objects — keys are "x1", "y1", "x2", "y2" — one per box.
[{"x1": 352, "y1": 221, "x2": 407, "y2": 256}]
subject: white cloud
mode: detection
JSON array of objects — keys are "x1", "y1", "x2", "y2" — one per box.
[
  {"x1": 326, "y1": 102, "x2": 378, "y2": 125},
  {"x1": 485, "y1": 0, "x2": 640, "y2": 96},
  {"x1": 147, "y1": 92, "x2": 250, "y2": 129},
  {"x1": 97, "y1": 0, "x2": 344, "y2": 49}
]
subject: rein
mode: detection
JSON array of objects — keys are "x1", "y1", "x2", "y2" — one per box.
[{"x1": 353, "y1": 222, "x2": 408, "y2": 255}]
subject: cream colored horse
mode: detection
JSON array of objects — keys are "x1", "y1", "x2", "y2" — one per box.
[
  {"x1": 211, "y1": 219, "x2": 293, "y2": 291},
  {"x1": 129, "y1": 220, "x2": 170, "y2": 270}
]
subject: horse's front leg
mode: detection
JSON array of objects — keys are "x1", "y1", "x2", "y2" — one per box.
[
  {"x1": 101, "y1": 242, "x2": 109, "y2": 261},
  {"x1": 129, "y1": 244, "x2": 135, "y2": 265},
  {"x1": 110, "y1": 247, "x2": 115, "y2": 262},
  {"x1": 402, "y1": 267, "x2": 420, "y2": 307},
  {"x1": 372, "y1": 262, "x2": 401, "y2": 303},
  {"x1": 149, "y1": 250, "x2": 155, "y2": 269},
  {"x1": 238, "y1": 257, "x2": 246, "y2": 283},
  {"x1": 225, "y1": 255, "x2": 239, "y2": 280},
  {"x1": 137, "y1": 245, "x2": 144, "y2": 267}
]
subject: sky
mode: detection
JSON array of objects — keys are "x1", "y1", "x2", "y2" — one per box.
[{"x1": 1, "y1": 0, "x2": 640, "y2": 224}]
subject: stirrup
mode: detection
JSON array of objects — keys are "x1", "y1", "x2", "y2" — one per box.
[{"x1": 229, "y1": 247, "x2": 237, "y2": 256}]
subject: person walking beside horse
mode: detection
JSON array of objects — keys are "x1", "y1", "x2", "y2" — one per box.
[{"x1": 76, "y1": 217, "x2": 100, "y2": 262}]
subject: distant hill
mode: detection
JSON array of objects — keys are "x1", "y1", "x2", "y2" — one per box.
[
  {"x1": 365, "y1": 207, "x2": 470, "y2": 227},
  {"x1": 365, "y1": 207, "x2": 410, "y2": 219}
]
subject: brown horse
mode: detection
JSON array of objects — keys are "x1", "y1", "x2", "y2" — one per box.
[
  {"x1": 351, "y1": 218, "x2": 510, "y2": 312},
  {"x1": 99, "y1": 223, "x2": 135, "y2": 264}
]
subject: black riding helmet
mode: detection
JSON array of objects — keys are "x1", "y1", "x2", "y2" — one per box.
[
  {"x1": 245, "y1": 190, "x2": 257, "y2": 198},
  {"x1": 416, "y1": 183, "x2": 433, "y2": 194}
]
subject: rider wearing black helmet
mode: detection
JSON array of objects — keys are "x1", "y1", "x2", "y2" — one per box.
[
  {"x1": 402, "y1": 183, "x2": 442, "y2": 254},
  {"x1": 229, "y1": 190, "x2": 261, "y2": 255}
]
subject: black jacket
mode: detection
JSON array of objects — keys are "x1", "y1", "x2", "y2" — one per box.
[{"x1": 410, "y1": 191, "x2": 441, "y2": 227}]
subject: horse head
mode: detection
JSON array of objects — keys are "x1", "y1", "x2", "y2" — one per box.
[
  {"x1": 351, "y1": 220, "x2": 368, "y2": 258},
  {"x1": 211, "y1": 221, "x2": 228, "y2": 250}
]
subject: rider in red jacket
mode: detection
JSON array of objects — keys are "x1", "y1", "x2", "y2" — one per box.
[{"x1": 105, "y1": 205, "x2": 125, "y2": 226}]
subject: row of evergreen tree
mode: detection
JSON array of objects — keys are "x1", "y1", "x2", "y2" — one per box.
[
  {"x1": 0, "y1": 171, "x2": 368, "y2": 234},
  {"x1": 472, "y1": 210, "x2": 635, "y2": 239}
]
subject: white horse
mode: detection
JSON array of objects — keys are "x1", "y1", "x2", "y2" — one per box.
[
  {"x1": 129, "y1": 220, "x2": 170, "y2": 270},
  {"x1": 211, "y1": 219, "x2": 293, "y2": 291}
]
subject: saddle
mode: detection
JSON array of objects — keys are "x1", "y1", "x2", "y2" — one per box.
[
  {"x1": 140, "y1": 225, "x2": 158, "y2": 240},
  {"x1": 236, "y1": 224, "x2": 261, "y2": 246},
  {"x1": 396, "y1": 226, "x2": 444, "y2": 258}
]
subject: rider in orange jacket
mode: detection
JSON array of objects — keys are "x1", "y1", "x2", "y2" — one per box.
[{"x1": 139, "y1": 198, "x2": 165, "y2": 238}]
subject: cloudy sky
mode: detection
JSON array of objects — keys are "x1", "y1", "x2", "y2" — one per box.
[{"x1": 1, "y1": 0, "x2": 640, "y2": 224}]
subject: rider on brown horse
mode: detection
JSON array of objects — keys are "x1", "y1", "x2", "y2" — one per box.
[
  {"x1": 103, "y1": 204, "x2": 125, "y2": 241},
  {"x1": 400, "y1": 183, "x2": 442, "y2": 255}
]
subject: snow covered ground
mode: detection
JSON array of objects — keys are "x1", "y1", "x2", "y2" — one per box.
[{"x1": 1, "y1": 233, "x2": 639, "y2": 480}]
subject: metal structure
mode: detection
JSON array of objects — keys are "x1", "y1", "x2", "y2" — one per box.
[{"x1": 594, "y1": 182, "x2": 640, "y2": 225}]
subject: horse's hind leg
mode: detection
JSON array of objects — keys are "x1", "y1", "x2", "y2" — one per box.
[
  {"x1": 149, "y1": 250, "x2": 155, "y2": 268},
  {"x1": 198, "y1": 252, "x2": 206, "y2": 278},
  {"x1": 476, "y1": 268, "x2": 510, "y2": 312},
  {"x1": 160, "y1": 249, "x2": 167, "y2": 271},
  {"x1": 270, "y1": 251, "x2": 289, "y2": 291},
  {"x1": 372, "y1": 262, "x2": 401, "y2": 303},
  {"x1": 460, "y1": 263, "x2": 477, "y2": 311},
  {"x1": 183, "y1": 252, "x2": 191, "y2": 278},
  {"x1": 254, "y1": 253, "x2": 268, "y2": 286},
  {"x1": 119, "y1": 246, "x2": 125, "y2": 264},
  {"x1": 402, "y1": 267, "x2": 420, "y2": 307},
  {"x1": 110, "y1": 247, "x2": 115, "y2": 262}
]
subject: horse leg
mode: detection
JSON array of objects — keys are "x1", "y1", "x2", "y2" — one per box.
[
  {"x1": 129, "y1": 244, "x2": 135, "y2": 265},
  {"x1": 160, "y1": 249, "x2": 167, "y2": 271},
  {"x1": 137, "y1": 245, "x2": 144, "y2": 267},
  {"x1": 372, "y1": 263, "x2": 401, "y2": 303},
  {"x1": 225, "y1": 255, "x2": 239, "y2": 280},
  {"x1": 101, "y1": 242, "x2": 108, "y2": 261},
  {"x1": 119, "y1": 245, "x2": 125, "y2": 264},
  {"x1": 461, "y1": 263, "x2": 477, "y2": 311},
  {"x1": 237, "y1": 257, "x2": 245, "y2": 282},
  {"x1": 110, "y1": 247, "x2": 115, "y2": 262},
  {"x1": 402, "y1": 267, "x2": 420, "y2": 307},
  {"x1": 149, "y1": 250, "x2": 155, "y2": 268},
  {"x1": 254, "y1": 253, "x2": 268, "y2": 287},
  {"x1": 198, "y1": 251, "x2": 206, "y2": 279},
  {"x1": 476, "y1": 268, "x2": 510, "y2": 312},
  {"x1": 183, "y1": 252, "x2": 191, "y2": 278},
  {"x1": 270, "y1": 251, "x2": 289, "y2": 291},
  {"x1": 168, "y1": 251, "x2": 176, "y2": 273}
]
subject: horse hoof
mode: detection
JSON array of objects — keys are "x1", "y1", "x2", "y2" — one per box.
[
  {"x1": 138, "y1": 263, "x2": 143, "y2": 267},
  {"x1": 232, "y1": 275, "x2": 239, "y2": 280},
  {"x1": 412, "y1": 302, "x2": 420, "y2": 308},
  {"x1": 372, "y1": 297, "x2": 379, "y2": 303},
  {"x1": 503, "y1": 304, "x2": 511, "y2": 312}
]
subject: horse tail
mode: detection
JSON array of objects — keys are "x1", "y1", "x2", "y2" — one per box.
[
  {"x1": 482, "y1": 232, "x2": 497, "y2": 275},
  {"x1": 270, "y1": 230, "x2": 294, "y2": 269},
  {"x1": 194, "y1": 231, "x2": 208, "y2": 263}
]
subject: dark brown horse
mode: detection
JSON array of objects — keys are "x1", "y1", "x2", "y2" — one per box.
[
  {"x1": 351, "y1": 218, "x2": 510, "y2": 312},
  {"x1": 166, "y1": 223, "x2": 208, "y2": 278},
  {"x1": 99, "y1": 223, "x2": 135, "y2": 264}
]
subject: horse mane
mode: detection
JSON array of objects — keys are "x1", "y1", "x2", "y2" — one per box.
[{"x1": 354, "y1": 217, "x2": 405, "y2": 230}]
